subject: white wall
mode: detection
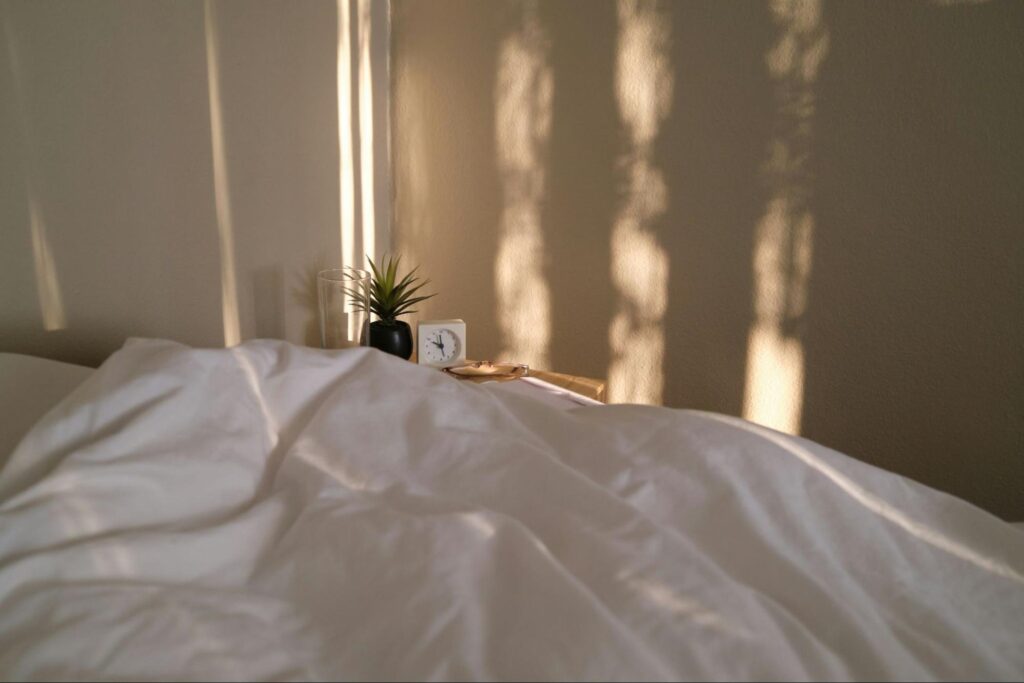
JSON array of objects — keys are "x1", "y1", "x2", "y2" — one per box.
[{"x1": 0, "y1": 0, "x2": 389, "y2": 366}]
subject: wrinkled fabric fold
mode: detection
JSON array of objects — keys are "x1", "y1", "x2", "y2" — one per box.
[{"x1": 0, "y1": 339, "x2": 1021, "y2": 681}]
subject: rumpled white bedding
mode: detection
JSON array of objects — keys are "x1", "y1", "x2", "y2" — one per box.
[{"x1": 0, "y1": 339, "x2": 1021, "y2": 681}]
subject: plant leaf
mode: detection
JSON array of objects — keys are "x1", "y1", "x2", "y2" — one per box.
[
  {"x1": 362, "y1": 254, "x2": 436, "y2": 321},
  {"x1": 391, "y1": 294, "x2": 436, "y2": 316},
  {"x1": 394, "y1": 280, "x2": 430, "y2": 303},
  {"x1": 392, "y1": 265, "x2": 421, "y2": 293},
  {"x1": 391, "y1": 271, "x2": 424, "y2": 301},
  {"x1": 366, "y1": 256, "x2": 383, "y2": 284},
  {"x1": 386, "y1": 255, "x2": 399, "y2": 292}
]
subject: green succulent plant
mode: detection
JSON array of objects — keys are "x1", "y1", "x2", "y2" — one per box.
[{"x1": 353, "y1": 254, "x2": 436, "y2": 325}]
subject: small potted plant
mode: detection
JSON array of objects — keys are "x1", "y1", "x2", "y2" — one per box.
[{"x1": 356, "y1": 255, "x2": 435, "y2": 359}]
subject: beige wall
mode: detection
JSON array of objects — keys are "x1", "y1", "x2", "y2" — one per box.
[
  {"x1": 1, "y1": 0, "x2": 389, "y2": 367},
  {"x1": 2, "y1": 0, "x2": 1020, "y2": 519},
  {"x1": 392, "y1": 0, "x2": 1024, "y2": 519}
]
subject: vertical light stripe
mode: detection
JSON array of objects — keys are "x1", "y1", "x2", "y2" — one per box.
[
  {"x1": 742, "y1": 0, "x2": 828, "y2": 434},
  {"x1": 204, "y1": 0, "x2": 241, "y2": 347},
  {"x1": 607, "y1": 0, "x2": 673, "y2": 405},
  {"x1": 357, "y1": 0, "x2": 376, "y2": 265},
  {"x1": 27, "y1": 197, "x2": 66, "y2": 331},
  {"x1": 3, "y1": 7, "x2": 66, "y2": 331},
  {"x1": 337, "y1": 0, "x2": 356, "y2": 269},
  {"x1": 494, "y1": 1, "x2": 553, "y2": 368}
]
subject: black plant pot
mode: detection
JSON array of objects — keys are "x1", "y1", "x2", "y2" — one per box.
[{"x1": 365, "y1": 320, "x2": 414, "y2": 360}]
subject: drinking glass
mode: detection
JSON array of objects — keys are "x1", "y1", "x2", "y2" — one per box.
[{"x1": 317, "y1": 268, "x2": 371, "y2": 349}]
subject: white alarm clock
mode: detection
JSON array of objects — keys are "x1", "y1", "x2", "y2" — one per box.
[{"x1": 417, "y1": 319, "x2": 467, "y2": 368}]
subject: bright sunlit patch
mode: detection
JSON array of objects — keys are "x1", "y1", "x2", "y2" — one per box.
[
  {"x1": 743, "y1": 324, "x2": 805, "y2": 435},
  {"x1": 337, "y1": 0, "x2": 357, "y2": 268},
  {"x1": 3, "y1": 10, "x2": 67, "y2": 332},
  {"x1": 52, "y1": 471, "x2": 137, "y2": 577},
  {"x1": 627, "y1": 577, "x2": 748, "y2": 638},
  {"x1": 461, "y1": 512, "x2": 497, "y2": 539},
  {"x1": 704, "y1": 413, "x2": 1024, "y2": 586},
  {"x1": 357, "y1": 0, "x2": 376, "y2": 265},
  {"x1": 62, "y1": 496, "x2": 137, "y2": 577},
  {"x1": 743, "y1": 200, "x2": 813, "y2": 435},
  {"x1": 494, "y1": 1, "x2": 553, "y2": 368},
  {"x1": 742, "y1": 0, "x2": 827, "y2": 433},
  {"x1": 28, "y1": 196, "x2": 66, "y2": 331},
  {"x1": 204, "y1": 0, "x2": 240, "y2": 347},
  {"x1": 296, "y1": 444, "x2": 369, "y2": 492},
  {"x1": 608, "y1": 0, "x2": 673, "y2": 405}
]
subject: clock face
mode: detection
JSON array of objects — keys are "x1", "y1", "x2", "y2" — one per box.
[{"x1": 421, "y1": 328, "x2": 461, "y2": 364}]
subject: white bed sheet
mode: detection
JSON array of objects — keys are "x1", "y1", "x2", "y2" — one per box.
[
  {"x1": 0, "y1": 353, "x2": 586, "y2": 456},
  {"x1": 0, "y1": 353, "x2": 93, "y2": 470},
  {"x1": 0, "y1": 339, "x2": 1022, "y2": 681}
]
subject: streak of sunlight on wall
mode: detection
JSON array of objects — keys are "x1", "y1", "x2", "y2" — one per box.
[
  {"x1": 337, "y1": 0, "x2": 357, "y2": 269},
  {"x1": 742, "y1": 0, "x2": 828, "y2": 434},
  {"x1": 204, "y1": 0, "x2": 241, "y2": 347},
  {"x1": 357, "y1": 0, "x2": 376, "y2": 265},
  {"x1": 607, "y1": 0, "x2": 672, "y2": 405},
  {"x1": 494, "y1": 1, "x2": 553, "y2": 368},
  {"x1": 3, "y1": 8, "x2": 66, "y2": 331},
  {"x1": 27, "y1": 198, "x2": 66, "y2": 331}
]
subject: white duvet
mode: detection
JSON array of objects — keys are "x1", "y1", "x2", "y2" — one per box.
[{"x1": 0, "y1": 339, "x2": 1021, "y2": 681}]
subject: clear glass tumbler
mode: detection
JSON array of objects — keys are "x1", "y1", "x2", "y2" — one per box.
[{"x1": 317, "y1": 268, "x2": 371, "y2": 349}]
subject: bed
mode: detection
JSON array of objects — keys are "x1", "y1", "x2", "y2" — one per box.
[
  {"x1": 0, "y1": 353, "x2": 94, "y2": 472},
  {"x1": 0, "y1": 339, "x2": 1022, "y2": 681}
]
